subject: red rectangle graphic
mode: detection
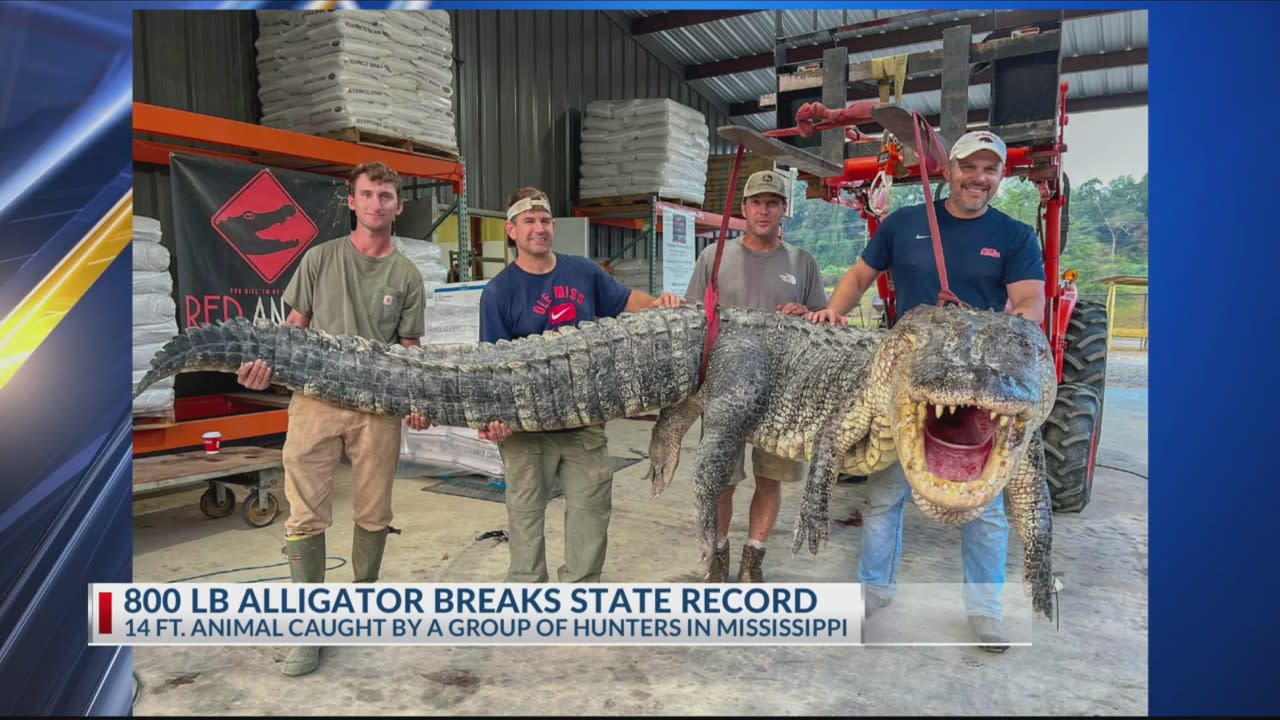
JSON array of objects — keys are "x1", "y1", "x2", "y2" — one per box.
[{"x1": 98, "y1": 592, "x2": 112, "y2": 634}]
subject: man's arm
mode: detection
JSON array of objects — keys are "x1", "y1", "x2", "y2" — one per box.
[
  {"x1": 1006, "y1": 279, "x2": 1045, "y2": 323},
  {"x1": 399, "y1": 333, "x2": 430, "y2": 429},
  {"x1": 623, "y1": 289, "x2": 682, "y2": 312},
  {"x1": 804, "y1": 259, "x2": 881, "y2": 324},
  {"x1": 1003, "y1": 223, "x2": 1047, "y2": 323},
  {"x1": 285, "y1": 309, "x2": 309, "y2": 329},
  {"x1": 237, "y1": 308, "x2": 310, "y2": 389}
]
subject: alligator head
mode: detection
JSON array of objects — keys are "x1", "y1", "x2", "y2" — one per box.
[
  {"x1": 882, "y1": 305, "x2": 1057, "y2": 520},
  {"x1": 215, "y1": 204, "x2": 301, "y2": 255}
]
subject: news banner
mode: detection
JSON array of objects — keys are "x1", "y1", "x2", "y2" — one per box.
[{"x1": 89, "y1": 583, "x2": 865, "y2": 646}]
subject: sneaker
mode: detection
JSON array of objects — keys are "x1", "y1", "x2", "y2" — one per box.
[
  {"x1": 703, "y1": 541, "x2": 730, "y2": 582},
  {"x1": 864, "y1": 592, "x2": 893, "y2": 618},
  {"x1": 967, "y1": 615, "x2": 1010, "y2": 653},
  {"x1": 737, "y1": 544, "x2": 765, "y2": 583}
]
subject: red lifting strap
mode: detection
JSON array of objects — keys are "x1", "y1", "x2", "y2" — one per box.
[
  {"x1": 699, "y1": 143, "x2": 746, "y2": 384},
  {"x1": 911, "y1": 112, "x2": 971, "y2": 310}
]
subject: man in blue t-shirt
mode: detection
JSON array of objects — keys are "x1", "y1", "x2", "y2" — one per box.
[
  {"x1": 802, "y1": 130, "x2": 1046, "y2": 651},
  {"x1": 477, "y1": 186, "x2": 682, "y2": 584}
]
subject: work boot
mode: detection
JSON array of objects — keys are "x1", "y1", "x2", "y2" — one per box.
[
  {"x1": 283, "y1": 533, "x2": 326, "y2": 677},
  {"x1": 967, "y1": 615, "x2": 1010, "y2": 653},
  {"x1": 737, "y1": 544, "x2": 765, "y2": 583},
  {"x1": 352, "y1": 525, "x2": 390, "y2": 583},
  {"x1": 703, "y1": 540, "x2": 731, "y2": 582}
]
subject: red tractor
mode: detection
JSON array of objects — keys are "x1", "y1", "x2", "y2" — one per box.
[{"x1": 714, "y1": 27, "x2": 1107, "y2": 512}]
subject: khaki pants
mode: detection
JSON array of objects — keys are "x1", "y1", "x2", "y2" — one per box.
[
  {"x1": 498, "y1": 425, "x2": 614, "y2": 583},
  {"x1": 729, "y1": 444, "x2": 806, "y2": 485},
  {"x1": 282, "y1": 393, "x2": 402, "y2": 538}
]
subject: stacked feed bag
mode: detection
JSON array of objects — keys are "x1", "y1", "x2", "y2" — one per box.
[
  {"x1": 392, "y1": 235, "x2": 450, "y2": 301},
  {"x1": 397, "y1": 280, "x2": 504, "y2": 479},
  {"x1": 255, "y1": 9, "x2": 458, "y2": 155},
  {"x1": 422, "y1": 280, "x2": 487, "y2": 346},
  {"x1": 606, "y1": 256, "x2": 662, "y2": 296},
  {"x1": 578, "y1": 99, "x2": 710, "y2": 205},
  {"x1": 132, "y1": 216, "x2": 178, "y2": 417}
]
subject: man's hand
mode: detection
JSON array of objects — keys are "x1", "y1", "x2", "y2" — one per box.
[
  {"x1": 652, "y1": 292, "x2": 683, "y2": 309},
  {"x1": 404, "y1": 413, "x2": 431, "y2": 431},
  {"x1": 777, "y1": 302, "x2": 809, "y2": 316},
  {"x1": 477, "y1": 420, "x2": 513, "y2": 443},
  {"x1": 802, "y1": 308, "x2": 849, "y2": 326},
  {"x1": 236, "y1": 360, "x2": 273, "y2": 390}
]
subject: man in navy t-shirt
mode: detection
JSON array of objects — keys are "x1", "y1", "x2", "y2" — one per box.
[
  {"x1": 803, "y1": 130, "x2": 1046, "y2": 651},
  {"x1": 477, "y1": 186, "x2": 681, "y2": 584}
]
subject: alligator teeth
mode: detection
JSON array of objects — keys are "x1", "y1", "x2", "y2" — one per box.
[
  {"x1": 948, "y1": 405, "x2": 957, "y2": 415},
  {"x1": 935, "y1": 405, "x2": 944, "y2": 419},
  {"x1": 989, "y1": 410, "x2": 998, "y2": 420},
  {"x1": 999, "y1": 415, "x2": 1010, "y2": 427}
]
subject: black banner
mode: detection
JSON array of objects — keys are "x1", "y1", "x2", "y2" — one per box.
[{"x1": 171, "y1": 153, "x2": 350, "y2": 328}]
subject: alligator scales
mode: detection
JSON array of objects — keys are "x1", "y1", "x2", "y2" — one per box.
[{"x1": 134, "y1": 303, "x2": 1059, "y2": 618}]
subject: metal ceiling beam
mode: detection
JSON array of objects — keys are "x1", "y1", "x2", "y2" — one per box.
[
  {"x1": 686, "y1": 9, "x2": 1114, "y2": 81},
  {"x1": 732, "y1": 48, "x2": 1148, "y2": 116},
  {"x1": 850, "y1": 91, "x2": 1148, "y2": 135},
  {"x1": 631, "y1": 10, "x2": 758, "y2": 35}
]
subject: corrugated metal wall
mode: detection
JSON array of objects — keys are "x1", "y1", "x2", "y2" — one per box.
[
  {"x1": 132, "y1": 10, "x2": 259, "y2": 258},
  {"x1": 132, "y1": 10, "x2": 733, "y2": 263},
  {"x1": 449, "y1": 10, "x2": 734, "y2": 261}
]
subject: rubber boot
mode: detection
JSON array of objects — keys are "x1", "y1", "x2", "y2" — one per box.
[
  {"x1": 352, "y1": 525, "x2": 390, "y2": 583},
  {"x1": 737, "y1": 544, "x2": 765, "y2": 583},
  {"x1": 703, "y1": 540, "x2": 731, "y2": 583},
  {"x1": 283, "y1": 533, "x2": 325, "y2": 677}
]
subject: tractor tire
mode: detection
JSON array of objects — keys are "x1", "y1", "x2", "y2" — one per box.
[
  {"x1": 1043, "y1": 383, "x2": 1103, "y2": 514},
  {"x1": 1062, "y1": 300, "x2": 1109, "y2": 397}
]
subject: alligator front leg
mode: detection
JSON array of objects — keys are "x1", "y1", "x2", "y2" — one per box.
[
  {"x1": 792, "y1": 423, "x2": 848, "y2": 555},
  {"x1": 1005, "y1": 430, "x2": 1055, "y2": 621},
  {"x1": 690, "y1": 337, "x2": 768, "y2": 565},
  {"x1": 648, "y1": 391, "x2": 704, "y2": 498}
]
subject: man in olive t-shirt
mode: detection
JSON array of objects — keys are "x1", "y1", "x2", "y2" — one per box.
[
  {"x1": 236, "y1": 162, "x2": 427, "y2": 677},
  {"x1": 683, "y1": 169, "x2": 827, "y2": 584}
]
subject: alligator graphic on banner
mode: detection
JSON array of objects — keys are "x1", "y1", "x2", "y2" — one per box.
[{"x1": 170, "y1": 153, "x2": 350, "y2": 328}]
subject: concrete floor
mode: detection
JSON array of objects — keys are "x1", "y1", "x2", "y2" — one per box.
[{"x1": 131, "y1": 377, "x2": 1148, "y2": 716}]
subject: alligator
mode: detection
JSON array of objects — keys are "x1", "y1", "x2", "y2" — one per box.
[
  {"x1": 133, "y1": 302, "x2": 1059, "y2": 618},
  {"x1": 214, "y1": 204, "x2": 301, "y2": 255}
]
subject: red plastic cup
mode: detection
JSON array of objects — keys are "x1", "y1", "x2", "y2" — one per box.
[{"x1": 202, "y1": 431, "x2": 222, "y2": 455}]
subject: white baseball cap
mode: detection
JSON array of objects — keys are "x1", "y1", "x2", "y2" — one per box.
[{"x1": 949, "y1": 130, "x2": 1007, "y2": 163}]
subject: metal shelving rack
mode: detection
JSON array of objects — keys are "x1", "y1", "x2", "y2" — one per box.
[{"x1": 131, "y1": 101, "x2": 468, "y2": 454}]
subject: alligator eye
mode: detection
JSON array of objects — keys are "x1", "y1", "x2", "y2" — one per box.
[{"x1": 242, "y1": 211, "x2": 256, "y2": 221}]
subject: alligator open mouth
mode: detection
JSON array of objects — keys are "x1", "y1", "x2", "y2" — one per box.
[{"x1": 896, "y1": 397, "x2": 1029, "y2": 505}]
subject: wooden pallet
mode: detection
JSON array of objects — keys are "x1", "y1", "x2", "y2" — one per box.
[
  {"x1": 133, "y1": 410, "x2": 176, "y2": 429},
  {"x1": 577, "y1": 193, "x2": 700, "y2": 209},
  {"x1": 702, "y1": 153, "x2": 786, "y2": 215},
  {"x1": 319, "y1": 127, "x2": 459, "y2": 162},
  {"x1": 132, "y1": 446, "x2": 282, "y2": 495}
]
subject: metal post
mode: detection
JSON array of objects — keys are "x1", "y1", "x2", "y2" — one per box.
[
  {"x1": 427, "y1": 191, "x2": 438, "y2": 243},
  {"x1": 457, "y1": 156, "x2": 470, "y2": 281},
  {"x1": 821, "y1": 46, "x2": 848, "y2": 168},
  {"x1": 648, "y1": 193, "x2": 659, "y2": 295},
  {"x1": 941, "y1": 25, "x2": 973, "y2": 147}
]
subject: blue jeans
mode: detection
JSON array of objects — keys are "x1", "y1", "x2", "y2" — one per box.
[{"x1": 856, "y1": 461, "x2": 1008, "y2": 619}]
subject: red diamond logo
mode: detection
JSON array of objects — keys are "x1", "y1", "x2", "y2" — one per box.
[{"x1": 210, "y1": 169, "x2": 320, "y2": 284}]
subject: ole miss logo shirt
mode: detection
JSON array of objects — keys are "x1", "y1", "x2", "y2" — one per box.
[
  {"x1": 479, "y1": 254, "x2": 633, "y2": 343},
  {"x1": 860, "y1": 199, "x2": 1044, "y2": 315}
]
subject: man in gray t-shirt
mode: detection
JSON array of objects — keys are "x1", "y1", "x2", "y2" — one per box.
[{"x1": 683, "y1": 170, "x2": 827, "y2": 583}]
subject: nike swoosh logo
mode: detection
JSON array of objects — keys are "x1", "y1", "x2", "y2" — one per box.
[
  {"x1": 551, "y1": 307, "x2": 570, "y2": 322},
  {"x1": 915, "y1": 233, "x2": 931, "y2": 239}
]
